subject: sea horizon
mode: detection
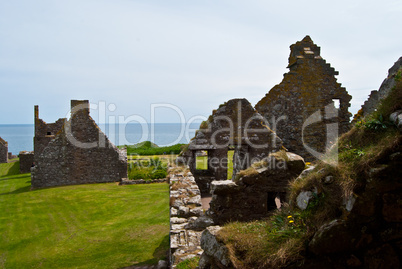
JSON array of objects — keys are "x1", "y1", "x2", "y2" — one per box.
[{"x1": 0, "y1": 123, "x2": 200, "y2": 155}]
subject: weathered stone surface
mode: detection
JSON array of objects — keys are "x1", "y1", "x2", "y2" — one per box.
[
  {"x1": 200, "y1": 226, "x2": 232, "y2": 268},
  {"x1": 178, "y1": 206, "x2": 190, "y2": 217},
  {"x1": 185, "y1": 216, "x2": 214, "y2": 231},
  {"x1": 210, "y1": 180, "x2": 239, "y2": 195},
  {"x1": 187, "y1": 195, "x2": 202, "y2": 206},
  {"x1": 296, "y1": 191, "x2": 313, "y2": 210},
  {"x1": 255, "y1": 36, "x2": 351, "y2": 161},
  {"x1": 0, "y1": 137, "x2": 8, "y2": 164},
  {"x1": 189, "y1": 207, "x2": 204, "y2": 217},
  {"x1": 390, "y1": 110, "x2": 402, "y2": 131},
  {"x1": 309, "y1": 219, "x2": 356, "y2": 255},
  {"x1": 171, "y1": 217, "x2": 188, "y2": 224},
  {"x1": 357, "y1": 57, "x2": 402, "y2": 119},
  {"x1": 19, "y1": 151, "x2": 34, "y2": 173},
  {"x1": 169, "y1": 171, "x2": 209, "y2": 267},
  {"x1": 31, "y1": 100, "x2": 127, "y2": 188},
  {"x1": 208, "y1": 151, "x2": 304, "y2": 224},
  {"x1": 344, "y1": 195, "x2": 356, "y2": 212},
  {"x1": 187, "y1": 98, "x2": 283, "y2": 194}
]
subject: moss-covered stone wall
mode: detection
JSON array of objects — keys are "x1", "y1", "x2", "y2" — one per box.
[
  {"x1": 31, "y1": 100, "x2": 127, "y2": 188},
  {"x1": 188, "y1": 98, "x2": 283, "y2": 194},
  {"x1": 255, "y1": 36, "x2": 352, "y2": 161}
]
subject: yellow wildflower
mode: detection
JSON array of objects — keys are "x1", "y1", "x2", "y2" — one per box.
[{"x1": 289, "y1": 220, "x2": 294, "y2": 223}]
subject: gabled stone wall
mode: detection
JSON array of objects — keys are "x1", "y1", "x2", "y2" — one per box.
[
  {"x1": 0, "y1": 137, "x2": 8, "y2": 164},
  {"x1": 188, "y1": 98, "x2": 283, "y2": 194},
  {"x1": 31, "y1": 100, "x2": 127, "y2": 188},
  {"x1": 255, "y1": 36, "x2": 351, "y2": 161}
]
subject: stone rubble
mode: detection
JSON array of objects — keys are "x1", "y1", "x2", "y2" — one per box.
[{"x1": 169, "y1": 171, "x2": 214, "y2": 267}]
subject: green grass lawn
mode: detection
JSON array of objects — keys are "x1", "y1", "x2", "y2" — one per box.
[{"x1": 0, "y1": 162, "x2": 169, "y2": 269}]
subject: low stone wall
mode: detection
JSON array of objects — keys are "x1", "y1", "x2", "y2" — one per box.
[
  {"x1": 169, "y1": 171, "x2": 214, "y2": 267},
  {"x1": 119, "y1": 178, "x2": 168, "y2": 185}
]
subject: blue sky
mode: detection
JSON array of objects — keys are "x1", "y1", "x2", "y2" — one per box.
[{"x1": 0, "y1": 0, "x2": 401, "y2": 124}]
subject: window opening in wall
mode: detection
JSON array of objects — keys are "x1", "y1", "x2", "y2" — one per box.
[
  {"x1": 332, "y1": 99, "x2": 340, "y2": 109},
  {"x1": 46, "y1": 132, "x2": 52, "y2": 135},
  {"x1": 196, "y1": 150, "x2": 208, "y2": 170},
  {"x1": 227, "y1": 149, "x2": 234, "y2": 179}
]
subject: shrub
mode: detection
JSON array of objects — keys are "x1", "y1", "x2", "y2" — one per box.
[{"x1": 150, "y1": 169, "x2": 167, "y2": 179}]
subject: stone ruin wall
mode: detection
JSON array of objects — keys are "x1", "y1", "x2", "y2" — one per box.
[
  {"x1": 34, "y1": 105, "x2": 66, "y2": 159},
  {"x1": 187, "y1": 98, "x2": 283, "y2": 195},
  {"x1": 356, "y1": 57, "x2": 402, "y2": 119},
  {"x1": 19, "y1": 151, "x2": 34, "y2": 173},
  {"x1": 0, "y1": 137, "x2": 8, "y2": 163},
  {"x1": 255, "y1": 36, "x2": 352, "y2": 162},
  {"x1": 31, "y1": 100, "x2": 127, "y2": 188},
  {"x1": 207, "y1": 151, "x2": 305, "y2": 225}
]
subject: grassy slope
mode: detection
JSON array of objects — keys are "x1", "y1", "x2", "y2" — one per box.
[
  {"x1": 0, "y1": 161, "x2": 20, "y2": 177},
  {"x1": 0, "y1": 169, "x2": 169, "y2": 268}
]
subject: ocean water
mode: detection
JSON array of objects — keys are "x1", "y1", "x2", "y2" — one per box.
[{"x1": 0, "y1": 123, "x2": 199, "y2": 155}]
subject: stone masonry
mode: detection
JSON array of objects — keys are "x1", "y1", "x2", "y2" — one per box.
[
  {"x1": 187, "y1": 98, "x2": 283, "y2": 194},
  {"x1": 19, "y1": 151, "x2": 34, "y2": 173},
  {"x1": 207, "y1": 151, "x2": 305, "y2": 224},
  {"x1": 355, "y1": 57, "x2": 402, "y2": 120},
  {"x1": 0, "y1": 137, "x2": 8, "y2": 164},
  {"x1": 170, "y1": 171, "x2": 207, "y2": 267},
  {"x1": 31, "y1": 100, "x2": 127, "y2": 188},
  {"x1": 255, "y1": 36, "x2": 351, "y2": 161}
]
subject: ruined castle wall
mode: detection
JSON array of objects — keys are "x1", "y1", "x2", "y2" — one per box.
[
  {"x1": 31, "y1": 100, "x2": 127, "y2": 188},
  {"x1": 34, "y1": 105, "x2": 66, "y2": 159},
  {"x1": 357, "y1": 57, "x2": 402, "y2": 118},
  {"x1": 0, "y1": 137, "x2": 8, "y2": 164},
  {"x1": 19, "y1": 151, "x2": 34, "y2": 173},
  {"x1": 255, "y1": 36, "x2": 351, "y2": 161},
  {"x1": 208, "y1": 152, "x2": 305, "y2": 224},
  {"x1": 188, "y1": 99, "x2": 283, "y2": 194}
]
